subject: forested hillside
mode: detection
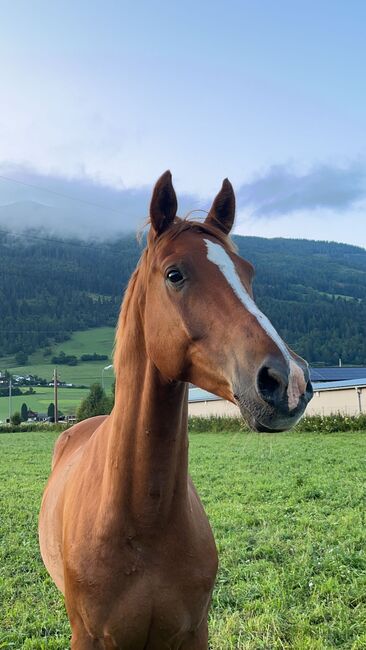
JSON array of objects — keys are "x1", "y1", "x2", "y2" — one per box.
[
  {"x1": 0, "y1": 230, "x2": 365, "y2": 364},
  {"x1": 235, "y1": 237, "x2": 366, "y2": 364}
]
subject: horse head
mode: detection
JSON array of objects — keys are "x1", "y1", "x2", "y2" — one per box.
[{"x1": 137, "y1": 171, "x2": 313, "y2": 432}]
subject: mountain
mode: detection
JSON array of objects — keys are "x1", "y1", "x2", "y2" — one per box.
[
  {"x1": 0, "y1": 230, "x2": 365, "y2": 365},
  {"x1": 0, "y1": 200, "x2": 53, "y2": 229},
  {"x1": 0, "y1": 200, "x2": 136, "y2": 238}
]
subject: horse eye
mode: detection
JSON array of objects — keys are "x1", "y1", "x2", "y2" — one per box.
[{"x1": 167, "y1": 269, "x2": 184, "y2": 284}]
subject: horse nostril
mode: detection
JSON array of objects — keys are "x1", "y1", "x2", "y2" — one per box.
[
  {"x1": 305, "y1": 380, "x2": 313, "y2": 401},
  {"x1": 257, "y1": 364, "x2": 288, "y2": 406}
]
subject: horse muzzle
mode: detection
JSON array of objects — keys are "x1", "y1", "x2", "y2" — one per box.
[{"x1": 234, "y1": 355, "x2": 313, "y2": 432}]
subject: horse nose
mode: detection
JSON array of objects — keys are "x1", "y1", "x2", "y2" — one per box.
[{"x1": 256, "y1": 357, "x2": 289, "y2": 407}]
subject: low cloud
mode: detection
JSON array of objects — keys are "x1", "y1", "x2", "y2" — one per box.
[
  {"x1": 1, "y1": 161, "x2": 365, "y2": 239},
  {"x1": 0, "y1": 163, "x2": 196, "y2": 238},
  {"x1": 236, "y1": 162, "x2": 366, "y2": 217}
]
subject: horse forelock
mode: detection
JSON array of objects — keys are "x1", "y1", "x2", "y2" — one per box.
[{"x1": 149, "y1": 216, "x2": 237, "y2": 254}]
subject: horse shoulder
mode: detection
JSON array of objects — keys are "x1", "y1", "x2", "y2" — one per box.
[{"x1": 51, "y1": 415, "x2": 109, "y2": 470}]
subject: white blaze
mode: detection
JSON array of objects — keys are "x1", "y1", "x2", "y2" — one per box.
[{"x1": 204, "y1": 239, "x2": 306, "y2": 410}]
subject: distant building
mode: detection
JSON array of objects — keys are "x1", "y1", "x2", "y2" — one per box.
[{"x1": 35, "y1": 413, "x2": 50, "y2": 422}]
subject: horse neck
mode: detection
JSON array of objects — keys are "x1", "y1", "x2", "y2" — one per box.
[{"x1": 105, "y1": 278, "x2": 189, "y2": 530}]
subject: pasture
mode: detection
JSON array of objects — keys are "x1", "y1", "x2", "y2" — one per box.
[
  {"x1": 1, "y1": 429, "x2": 365, "y2": 649},
  {"x1": 0, "y1": 387, "x2": 89, "y2": 423},
  {"x1": 0, "y1": 327, "x2": 115, "y2": 387}
]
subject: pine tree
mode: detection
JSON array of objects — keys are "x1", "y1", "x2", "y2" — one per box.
[
  {"x1": 20, "y1": 402, "x2": 28, "y2": 422},
  {"x1": 48, "y1": 402, "x2": 55, "y2": 421}
]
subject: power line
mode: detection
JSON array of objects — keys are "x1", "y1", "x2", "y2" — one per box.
[
  {"x1": 0, "y1": 173, "x2": 148, "y2": 253},
  {"x1": 0, "y1": 173, "x2": 132, "y2": 216},
  {"x1": 0, "y1": 371, "x2": 115, "y2": 377},
  {"x1": 0, "y1": 374, "x2": 115, "y2": 380},
  {"x1": 0, "y1": 330, "x2": 116, "y2": 333}
]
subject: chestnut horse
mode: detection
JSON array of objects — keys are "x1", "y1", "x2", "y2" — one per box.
[{"x1": 39, "y1": 172, "x2": 313, "y2": 649}]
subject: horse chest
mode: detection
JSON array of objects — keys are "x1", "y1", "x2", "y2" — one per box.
[{"x1": 70, "y1": 532, "x2": 217, "y2": 648}]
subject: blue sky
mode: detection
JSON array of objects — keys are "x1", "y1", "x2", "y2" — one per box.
[{"x1": 1, "y1": 1, "x2": 366, "y2": 245}]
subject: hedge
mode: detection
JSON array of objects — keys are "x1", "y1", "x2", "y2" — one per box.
[
  {"x1": 188, "y1": 413, "x2": 366, "y2": 434},
  {"x1": 1, "y1": 413, "x2": 365, "y2": 435},
  {"x1": 0, "y1": 422, "x2": 69, "y2": 434}
]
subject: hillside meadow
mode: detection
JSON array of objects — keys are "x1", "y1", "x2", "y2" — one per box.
[
  {"x1": 0, "y1": 327, "x2": 115, "y2": 387},
  {"x1": 1, "y1": 429, "x2": 366, "y2": 649},
  {"x1": 0, "y1": 328, "x2": 115, "y2": 421}
]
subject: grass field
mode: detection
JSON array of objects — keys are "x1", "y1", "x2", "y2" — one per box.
[
  {"x1": 0, "y1": 387, "x2": 89, "y2": 422},
  {"x1": 1, "y1": 430, "x2": 366, "y2": 649},
  {"x1": 0, "y1": 327, "x2": 115, "y2": 387},
  {"x1": 0, "y1": 327, "x2": 116, "y2": 421}
]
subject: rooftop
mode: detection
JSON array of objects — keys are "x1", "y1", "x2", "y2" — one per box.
[{"x1": 310, "y1": 367, "x2": 366, "y2": 382}]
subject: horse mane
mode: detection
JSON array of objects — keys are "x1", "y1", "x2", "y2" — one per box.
[{"x1": 113, "y1": 217, "x2": 237, "y2": 374}]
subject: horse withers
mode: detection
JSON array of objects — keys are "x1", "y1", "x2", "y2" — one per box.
[{"x1": 39, "y1": 172, "x2": 313, "y2": 649}]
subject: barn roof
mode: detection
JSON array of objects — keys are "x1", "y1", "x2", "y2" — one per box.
[
  {"x1": 312, "y1": 378, "x2": 366, "y2": 390},
  {"x1": 310, "y1": 367, "x2": 366, "y2": 381}
]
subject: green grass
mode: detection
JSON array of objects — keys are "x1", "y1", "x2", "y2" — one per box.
[
  {"x1": 0, "y1": 327, "x2": 115, "y2": 387},
  {"x1": 0, "y1": 387, "x2": 89, "y2": 423},
  {"x1": 1, "y1": 430, "x2": 366, "y2": 648}
]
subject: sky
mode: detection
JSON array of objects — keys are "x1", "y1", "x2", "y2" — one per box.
[{"x1": 0, "y1": 0, "x2": 366, "y2": 245}]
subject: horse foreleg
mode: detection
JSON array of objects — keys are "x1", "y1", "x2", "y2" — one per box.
[
  {"x1": 71, "y1": 625, "x2": 105, "y2": 650},
  {"x1": 70, "y1": 619, "x2": 104, "y2": 650},
  {"x1": 180, "y1": 621, "x2": 208, "y2": 650}
]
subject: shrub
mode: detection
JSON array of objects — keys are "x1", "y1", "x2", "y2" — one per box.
[
  {"x1": 188, "y1": 416, "x2": 249, "y2": 432},
  {"x1": 0, "y1": 386, "x2": 23, "y2": 397},
  {"x1": 23, "y1": 386, "x2": 36, "y2": 395},
  {"x1": 80, "y1": 353, "x2": 108, "y2": 362},
  {"x1": 295, "y1": 412, "x2": 366, "y2": 433},
  {"x1": 0, "y1": 422, "x2": 69, "y2": 434},
  {"x1": 11, "y1": 412, "x2": 22, "y2": 426},
  {"x1": 51, "y1": 351, "x2": 78, "y2": 365}
]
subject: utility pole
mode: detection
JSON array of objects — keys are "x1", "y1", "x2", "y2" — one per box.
[
  {"x1": 356, "y1": 387, "x2": 362, "y2": 414},
  {"x1": 8, "y1": 376, "x2": 12, "y2": 423},
  {"x1": 54, "y1": 368, "x2": 58, "y2": 424}
]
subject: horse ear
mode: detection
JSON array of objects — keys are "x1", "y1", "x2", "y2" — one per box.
[
  {"x1": 149, "y1": 170, "x2": 178, "y2": 236},
  {"x1": 205, "y1": 178, "x2": 235, "y2": 234}
]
